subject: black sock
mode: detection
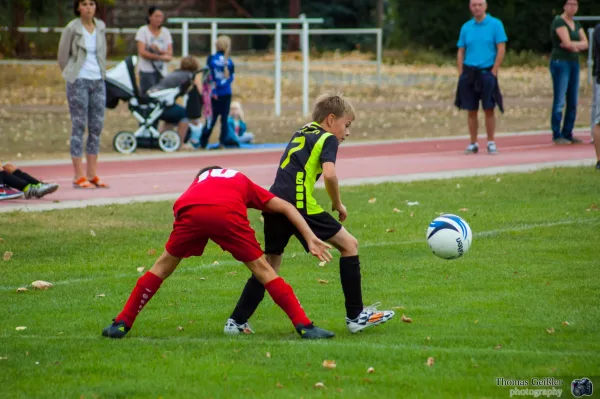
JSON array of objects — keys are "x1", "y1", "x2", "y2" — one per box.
[
  {"x1": 0, "y1": 171, "x2": 28, "y2": 191},
  {"x1": 230, "y1": 275, "x2": 266, "y2": 324},
  {"x1": 340, "y1": 255, "x2": 364, "y2": 320},
  {"x1": 13, "y1": 169, "x2": 40, "y2": 185}
]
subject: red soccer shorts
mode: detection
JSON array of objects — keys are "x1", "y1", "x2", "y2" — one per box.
[{"x1": 165, "y1": 204, "x2": 264, "y2": 262}]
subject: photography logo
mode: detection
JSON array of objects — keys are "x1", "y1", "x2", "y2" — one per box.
[{"x1": 571, "y1": 378, "x2": 593, "y2": 397}]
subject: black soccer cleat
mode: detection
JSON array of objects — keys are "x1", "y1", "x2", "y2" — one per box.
[
  {"x1": 102, "y1": 319, "x2": 130, "y2": 339},
  {"x1": 295, "y1": 323, "x2": 335, "y2": 339}
]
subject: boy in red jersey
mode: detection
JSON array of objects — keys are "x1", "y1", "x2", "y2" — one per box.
[{"x1": 102, "y1": 166, "x2": 335, "y2": 339}]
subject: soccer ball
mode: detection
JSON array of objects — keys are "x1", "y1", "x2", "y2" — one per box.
[{"x1": 426, "y1": 214, "x2": 472, "y2": 259}]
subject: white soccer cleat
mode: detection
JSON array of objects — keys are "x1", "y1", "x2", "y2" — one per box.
[
  {"x1": 346, "y1": 302, "x2": 395, "y2": 334},
  {"x1": 224, "y1": 318, "x2": 255, "y2": 335}
]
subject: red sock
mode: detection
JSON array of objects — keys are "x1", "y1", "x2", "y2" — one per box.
[
  {"x1": 116, "y1": 272, "x2": 163, "y2": 328},
  {"x1": 265, "y1": 277, "x2": 311, "y2": 327}
]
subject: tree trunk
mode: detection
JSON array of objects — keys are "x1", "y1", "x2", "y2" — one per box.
[
  {"x1": 10, "y1": 1, "x2": 27, "y2": 56},
  {"x1": 288, "y1": 0, "x2": 300, "y2": 51}
]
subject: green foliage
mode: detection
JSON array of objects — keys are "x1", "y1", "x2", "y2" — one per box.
[{"x1": 393, "y1": 0, "x2": 599, "y2": 54}]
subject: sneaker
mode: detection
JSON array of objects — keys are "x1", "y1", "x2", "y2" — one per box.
[
  {"x1": 568, "y1": 137, "x2": 583, "y2": 144},
  {"x1": 596, "y1": 161, "x2": 600, "y2": 170},
  {"x1": 102, "y1": 319, "x2": 130, "y2": 339},
  {"x1": 465, "y1": 143, "x2": 479, "y2": 154},
  {"x1": 24, "y1": 183, "x2": 59, "y2": 199},
  {"x1": 346, "y1": 302, "x2": 395, "y2": 334},
  {"x1": 295, "y1": 323, "x2": 335, "y2": 339},
  {"x1": 487, "y1": 141, "x2": 498, "y2": 154},
  {"x1": 0, "y1": 185, "x2": 24, "y2": 200},
  {"x1": 553, "y1": 138, "x2": 571, "y2": 145},
  {"x1": 224, "y1": 318, "x2": 255, "y2": 335}
]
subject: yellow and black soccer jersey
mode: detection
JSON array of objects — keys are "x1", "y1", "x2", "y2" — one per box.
[{"x1": 270, "y1": 122, "x2": 339, "y2": 215}]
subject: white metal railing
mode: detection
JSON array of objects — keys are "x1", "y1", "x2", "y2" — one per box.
[{"x1": 167, "y1": 17, "x2": 382, "y2": 116}]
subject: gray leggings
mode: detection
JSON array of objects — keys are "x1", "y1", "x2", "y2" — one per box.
[{"x1": 66, "y1": 78, "x2": 106, "y2": 157}]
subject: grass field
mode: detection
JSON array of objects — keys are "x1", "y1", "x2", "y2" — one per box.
[{"x1": 1, "y1": 167, "x2": 599, "y2": 398}]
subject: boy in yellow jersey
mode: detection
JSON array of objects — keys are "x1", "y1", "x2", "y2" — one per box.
[{"x1": 224, "y1": 90, "x2": 395, "y2": 335}]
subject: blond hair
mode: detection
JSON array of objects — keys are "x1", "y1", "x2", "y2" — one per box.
[
  {"x1": 216, "y1": 35, "x2": 232, "y2": 78},
  {"x1": 230, "y1": 101, "x2": 244, "y2": 120},
  {"x1": 312, "y1": 89, "x2": 355, "y2": 123},
  {"x1": 179, "y1": 55, "x2": 199, "y2": 72}
]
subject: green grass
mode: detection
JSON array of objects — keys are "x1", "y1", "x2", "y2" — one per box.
[{"x1": 1, "y1": 167, "x2": 599, "y2": 398}]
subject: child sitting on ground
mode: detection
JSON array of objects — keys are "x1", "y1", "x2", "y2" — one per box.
[{"x1": 228, "y1": 101, "x2": 254, "y2": 144}]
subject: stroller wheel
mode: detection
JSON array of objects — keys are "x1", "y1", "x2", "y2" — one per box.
[
  {"x1": 159, "y1": 130, "x2": 181, "y2": 152},
  {"x1": 113, "y1": 131, "x2": 137, "y2": 154}
]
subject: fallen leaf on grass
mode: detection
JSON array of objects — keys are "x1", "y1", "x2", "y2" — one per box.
[
  {"x1": 16, "y1": 287, "x2": 28, "y2": 293},
  {"x1": 15, "y1": 326, "x2": 27, "y2": 331},
  {"x1": 426, "y1": 357, "x2": 435, "y2": 367},
  {"x1": 317, "y1": 279, "x2": 329, "y2": 284},
  {"x1": 0, "y1": 357, "x2": 7, "y2": 360},
  {"x1": 176, "y1": 326, "x2": 184, "y2": 331},
  {"x1": 199, "y1": 277, "x2": 206, "y2": 281},
  {"x1": 546, "y1": 328, "x2": 555, "y2": 334},
  {"x1": 31, "y1": 280, "x2": 52, "y2": 290},
  {"x1": 90, "y1": 230, "x2": 96, "y2": 237},
  {"x1": 266, "y1": 352, "x2": 271, "y2": 358},
  {"x1": 213, "y1": 261, "x2": 219, "y2": 266},
  {"x1": 407, "y1": 201, "x2": 420, "y2": 206},
  {"x1": 97, "y1": 293, "x2": 105, "y2": 297},
  {"x1": 496, "y1": 178, "x2": 501, "y2": 183},
  {"x1": 392, "y1": 208, "x2": 402, "y2": 213},
  {"x1": 136, "y1": 267, "x2": 145, "y2": 273},
  {"x1": 494, "y1": 344, "x2": 502, "y2": 350},
  {"x1": 368, "y1": 197, "x2": 377, "y2": 204},
  {"x1": 275, "y1": 382, "x2": 283, "y2": 388},
  {"x1": 426, "y1": 336, "x2": 431, "y2": 341},
  {"x1": 314, "y1": 382, "x2": 326, "y2": 389},
  {"x1": 147, "y1": 248, "x2": 157, "y2": 256},
  {"x1": 386, "y1": 228, "x2": 396, "y2": 233},
  {"x1": 459, "y1": 208, "x2": 469, "y2": 212},
  {"x1": 562, "y1": 321, "x2": 570, "y2": 327},
  {"x1": 322, "y1": 360, "x2": 336, "y2": 369},
  {"x1": 409, "y1": 212, "x2": 414, "y2": 217},
  {"x1": 401, "y1": 314, "x2": 413, "y2": 323},
  {"x1": 367, "y1": 367, "x2": 375, "y2": 373},
  {"x1": 318, "y1": 261, "x2": 327, "y2": 267},
  {"x1": 3, "y1": 251, "x2": 13, "y2": 261}
]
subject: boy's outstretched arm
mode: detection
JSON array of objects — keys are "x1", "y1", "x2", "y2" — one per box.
[
  {"x1": 322, "y1": 162, "x2": 347, "y2": 222},
  {"x1": 265, "y1": 197, "x2": 333, "y2": 262}
]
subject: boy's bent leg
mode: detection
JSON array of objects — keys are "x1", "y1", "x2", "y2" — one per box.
[
  {"x1": 102, "y1": 251, "x2": 180, "y2": 338},
  {"x1": 244, "y1": 255, "x2": 334, "y2": 339},
  {"x1": 327, "y1": 228, "x2": 395, "y2": 333}
]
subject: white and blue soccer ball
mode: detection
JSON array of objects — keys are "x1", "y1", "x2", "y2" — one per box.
[{"x1": 426, "y1": 214, "x2": 472, "y2": 259}]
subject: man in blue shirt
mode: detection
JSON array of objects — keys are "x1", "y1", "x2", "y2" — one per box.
[{"x1": 455, "y1": 0, "x2": 507, "y2": 154}]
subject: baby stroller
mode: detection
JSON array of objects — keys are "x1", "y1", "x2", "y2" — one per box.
[{"x1": 105, "y1": 56, "x2": 206, "y2": 154}]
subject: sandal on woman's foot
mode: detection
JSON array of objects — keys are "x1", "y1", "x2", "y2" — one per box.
[
  {"x1": 73, "y1": 177, "x2": 95, "y2": 189},
  {"x1": 89, "y1": 176, "x2": 109, "y2": 188}
]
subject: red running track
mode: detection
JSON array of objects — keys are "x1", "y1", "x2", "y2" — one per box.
[{"x1": 1, "y1": 132, "x2": 595, "y2": 211}]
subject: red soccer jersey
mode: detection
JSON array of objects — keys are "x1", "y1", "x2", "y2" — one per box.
[{"x1": 173, "y1": 168, "x2": 275, "y2": 216}]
